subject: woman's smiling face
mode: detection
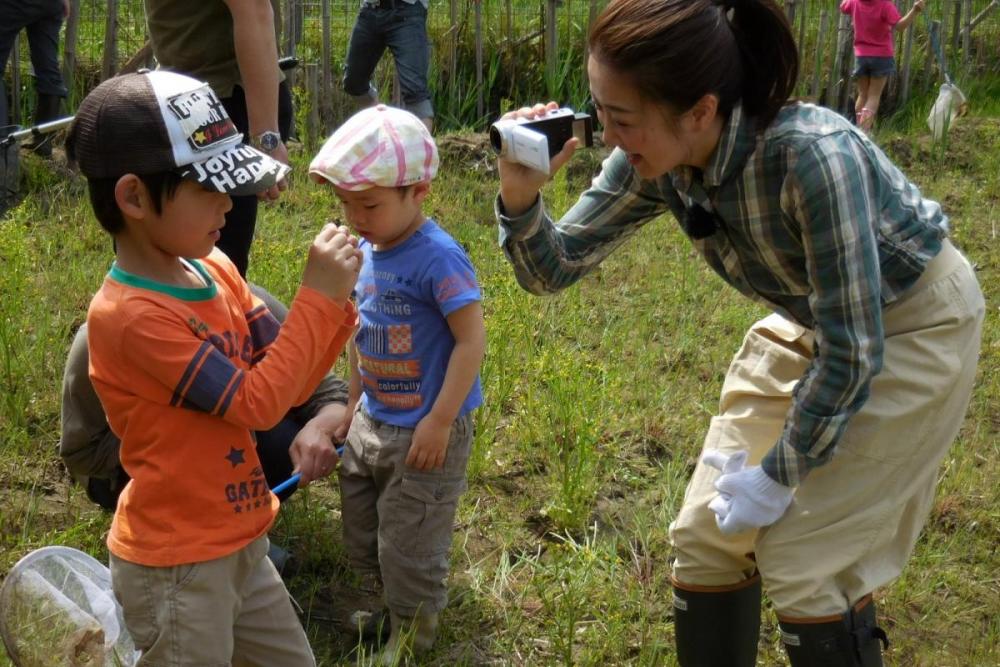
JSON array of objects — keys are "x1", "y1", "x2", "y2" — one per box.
[{"x1": 587, "y1": 55, "x2": 693, "y2": 180}]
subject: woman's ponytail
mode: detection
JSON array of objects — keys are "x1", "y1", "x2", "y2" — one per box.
[{"x1": 726, "y1": 0, "x2": 799, "y2": 127}]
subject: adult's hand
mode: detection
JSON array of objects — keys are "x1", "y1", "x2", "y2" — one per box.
[
  {"x1": 289, "y1": 404, "x2": 345, "y2": 485},
  {"x1": 703, "y1": 449, "x2": 795, "y2": 535},
  {"x1": 258, "y1": 140, "x2": 290, "y2": 202},
  {"x1": 497, "y1": 101, "x2": 579, "y2": 217}
]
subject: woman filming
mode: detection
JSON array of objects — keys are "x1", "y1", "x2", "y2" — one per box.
[{"x1": 493, "y1": 0, "x2": 984, "y2": 664}]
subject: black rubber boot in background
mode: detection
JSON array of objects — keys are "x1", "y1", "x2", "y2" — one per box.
[
  {"x1": 673, "y1": 575, "x2": 762, "y2": 667},
  {"x1": 779, "y1": 595, "x2": 889, "y2": 666},
  {"x1": 26, "y1": 93, "x2": 62, "y2": 157}
]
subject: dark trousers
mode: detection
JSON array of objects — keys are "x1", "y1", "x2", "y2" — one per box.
[
  {"x1": 0, "y1": 0, "x2": 67, "y2": 126},
  {"x1": 217, "y1": 80, "x2": 294, "y2": 277},
  {"x1": 342, "y1": 1, "x2": 433, "y2": 119}
]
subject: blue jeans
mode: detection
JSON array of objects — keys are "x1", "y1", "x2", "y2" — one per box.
[
  {"x1": 0, "y1": 0, "x2": 68, "y2": 126},
  {"x1": 343, "y1": 0, "x2": 433, "y2": 119}
]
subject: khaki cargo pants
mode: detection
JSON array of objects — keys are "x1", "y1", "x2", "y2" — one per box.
[
  {"x1": 339, "y1": 408, "x2": 473, "y2": 616},
  {"x1": 110, "y1": 535, "x2": 315, "y2": 666},
  {"x1": 669, "y1": 240, "x2": 985, "y2": 618}
]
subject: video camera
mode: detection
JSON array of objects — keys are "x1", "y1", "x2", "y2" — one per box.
[{"x1": 489, "y1": 107, "x2": 593, "y2": 174}]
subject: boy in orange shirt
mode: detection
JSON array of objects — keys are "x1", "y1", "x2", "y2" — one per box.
[{"x1": 66, "y1": 70, "x2": 361, "y2": 665}]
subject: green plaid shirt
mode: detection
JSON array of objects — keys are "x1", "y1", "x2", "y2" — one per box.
[{"x1": 497, "y1": 103, "x2": 947, "y2": 486}]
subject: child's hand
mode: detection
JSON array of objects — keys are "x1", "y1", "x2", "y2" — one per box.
[
  {"x1": 302, "y1": 223, "x2": 363, "y2": 302},
  {"x1": 913, "y1": 0, "x2": 924, "y2": 11},
  {"x1": 405, "y1": 414, "x2": 451, "y2": 471}
]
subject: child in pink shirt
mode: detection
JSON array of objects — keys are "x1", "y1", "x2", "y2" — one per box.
[{"x1": 840, "y1": 0, "x2": 924, "y2": 131}]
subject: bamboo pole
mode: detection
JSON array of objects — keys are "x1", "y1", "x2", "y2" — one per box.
[
  {"x1": 811, "y1": 10, "x2": 830, "y2": 101},
  {"x1": 786, "y1": 0, "x2": 797, "y2": 24},
  {"x1": 969, "y1": 0, "x2": 1000, "y2": 31},
  {"x1": 102, "y1": 0, "x2": 119, "y2": 81},
  {"x1": 62, "y1": 0, "x2": 80, "y2": 98}
]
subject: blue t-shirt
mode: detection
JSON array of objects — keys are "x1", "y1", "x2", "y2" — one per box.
[{"x1": 356, "y1": 219, "x2": 483, "y2": 427}]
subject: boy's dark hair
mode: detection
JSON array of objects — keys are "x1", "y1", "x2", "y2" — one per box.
[{"x1": 84, "y1": 172, "x2": 185, "y2": 235}]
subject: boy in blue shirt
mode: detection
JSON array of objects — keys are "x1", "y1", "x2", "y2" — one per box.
[{"x1": 309, "y1": 104, "x2": 485, "y2": 663}]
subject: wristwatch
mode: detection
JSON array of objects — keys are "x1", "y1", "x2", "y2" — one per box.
[{"x1": 251, "y1": 130, "x2": 281, "y2": 153}]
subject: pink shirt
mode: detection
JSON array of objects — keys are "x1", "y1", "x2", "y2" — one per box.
[{"x1": 840, "y1": 0, "x2": 902, "y2": 57}]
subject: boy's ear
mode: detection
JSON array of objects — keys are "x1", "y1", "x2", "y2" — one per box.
[{"x1": 114, "y1": 174, "x2": 151, "y2": 220}]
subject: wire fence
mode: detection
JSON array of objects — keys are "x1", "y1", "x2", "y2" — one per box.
[{"x1": 3, "y1": 0, "x2": 999, "y2": 139}]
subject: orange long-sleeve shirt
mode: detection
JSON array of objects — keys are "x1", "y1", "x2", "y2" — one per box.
[{"x1": 88, "y1": 250, "x2": 356, "y2": 566}]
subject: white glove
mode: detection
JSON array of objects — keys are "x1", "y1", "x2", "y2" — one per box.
[{"x1": 702, "y1": 449, "x2": 795, "y2": 535}]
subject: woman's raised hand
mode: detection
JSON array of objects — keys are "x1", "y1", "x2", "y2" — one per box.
[{"x1": 497, "y1": 101, "x2": 580, "y2": 217}]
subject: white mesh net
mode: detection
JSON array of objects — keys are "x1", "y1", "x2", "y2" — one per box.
[{"x1": 0, "y1": 546, "x2": 138, "y2": 667}]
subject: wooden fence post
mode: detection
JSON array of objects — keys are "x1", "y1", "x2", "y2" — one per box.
[
  {"x1": 826, "y1": 12, "x2": 849, "y2": 108},
  {"x1": 450, "y1": 0, "x2": 458, "y2": 97},
  {"x1": 811, "y1": 10, "x2": 830, "y2": 100},
  {"x1": 505, "y1": 0, "x2": 514, "y2": 101},
  {"x1": 961, "y1": 0, "x2": 971, "y2": 68},
  {"x1": 950, "y1": 0, "x2": 961, "y2": 54},
  {"x1": 321, "y1": 0, "x2": 332, "y2": 130},
  {"x1": 545, "y1": 0, "x2": 558, "y2": 96},
  {"x1": 305, "y1": 63, "x2": 319, "y2": 151},
  {"x1": 586, "y1": 0, "x2": 597, "y2": 93},
  {"x1": 925, "y1": 19, "x2": 942, "y2": 90},
  {"x1": 102, "y1": 0, "x2": 120, "y2": 81},
  {"x1": 899, "y1": 20, "x2": 916, "y2": 104},
  {"x1": 786, "y1": 0, "x2": 797, "y2": 25},
  {"x1": 475, "y1": 0, "x2": 483, "y2": 123},
  {"x1": 10, "y1": 35, "x2": 20, "y2": 126},
  {"x1": 62, "y1": 0, "x2": 80, "y2": 99},
  {"x1": 797, "y1": 0, "x2": 808, "y2": 91}
]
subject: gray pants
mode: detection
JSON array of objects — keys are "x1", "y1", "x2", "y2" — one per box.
[{"x1": 339, "y1": 408, "x2": 472, "y2": 616}]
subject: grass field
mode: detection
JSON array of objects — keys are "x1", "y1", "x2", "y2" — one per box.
[{"x1": 0, "y1": 105, "x2": 997, "y2": 665}]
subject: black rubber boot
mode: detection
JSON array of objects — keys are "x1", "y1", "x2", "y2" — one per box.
[
  {"x1": 25, "y1": 94, "x2": 62, "y2": 157},
  {"x1": 673, "y1": 575, "x2": 762, "y2": 667},
  {"x1": 779, "y1": 595, "x2": 889, "y2": 666}
]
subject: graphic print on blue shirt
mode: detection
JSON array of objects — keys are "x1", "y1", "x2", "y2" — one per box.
[{"x1": 355, "y1": 220, "x2": 484, "y2": 428}]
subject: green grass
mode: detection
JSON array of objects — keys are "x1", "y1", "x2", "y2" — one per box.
[{"x1": 1, "y1": 110, "x2": 998, "y2": 665}]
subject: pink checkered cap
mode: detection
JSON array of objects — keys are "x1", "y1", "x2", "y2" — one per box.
[{"x1": 308, "y1": 105, "x2": 438, "y2": 191}]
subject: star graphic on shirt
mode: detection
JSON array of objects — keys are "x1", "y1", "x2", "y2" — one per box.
[
  {"x1": 405, "y1": 278, "x2": 413, "y2": 287},
  {"x1": 225, "y1": 447, "x2": 246, "y2": 468}
]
